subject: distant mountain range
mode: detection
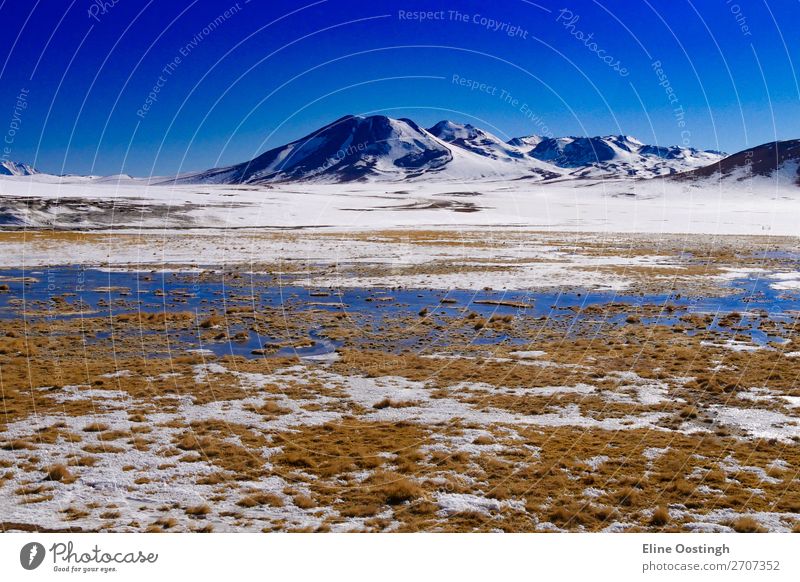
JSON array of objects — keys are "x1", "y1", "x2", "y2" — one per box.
[
  {"x1": 173, "y1": 114, "x2": 726, "y2": 184},
  {"x1": 3, "y1": 115, "x2": 799, "y2": 187}
]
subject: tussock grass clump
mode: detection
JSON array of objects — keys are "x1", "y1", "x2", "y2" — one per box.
[
  {"x1": 613, "y1": 486, "x2": 640, "y2": 507},
  {"x1": 237, "y1": 492, "x2": 284, "y2": 508},
  {"x1": 45, "y1": 464, "x2": 76, "y2": 484},
  {"x1": 98, "y1": 429, "x2": 129, "y2": 441},
  {"x1": 0, "y1": 337, "x2": 35, "y2": 356},
  {"x1": 548, "y1": 504, "x2": 583, "y2": 526},
  {"x1": 281, "y1": 452, "x2": 315, "y2": 469},
  {"x1": 375, "y1": 474, "x2": 423, "y2": 505},
  {"x1": 197, "y1": 472, "x2": 229, "y2": 485},
  {"x1": 175, "y1": 433, "x2": 212, "y2": 451},
  {"x1": 153, "y1": 517, "x2": 178, "y2": 529},
  {"x1": 1, "y1": 439, "x2": 36, "y2": 451},
  {"x1": 372, "y1": 398, "x2": 419, "y2": 409},
  {"x1": 186, "y1": 504, "x2": 211, "y2": 517},
  {"x1": 83, "y1": 422, "x2": 109, "y2": 433},
  {"x1": 199, "y1": 314, "x2": 224, "y2": 329},
  {"x1": 62, "y1": 506, "x2": 89, "y2": 521},
  {"x1": 649, "y1": 506, "x2": 670, "y2": 526},
  {"x1": 293, "y1": 494, "x2": 316, "y2": 509},
  {"x1": 545, "y1": 498, "x2": 615, "y2": 529},
  {"x1": 339, "y1": 503, "x2": 381, "y2": 518},
  {"x1": 246, "y1": 400, "x2": 291, "y2": 416},
  {"x1": 730, "y1": 517, "x2": 765, "y2": 533}
]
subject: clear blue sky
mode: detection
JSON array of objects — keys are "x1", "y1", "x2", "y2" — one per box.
[{"x1": 1, "y1": 0, "x2": 798, "y2": 176}]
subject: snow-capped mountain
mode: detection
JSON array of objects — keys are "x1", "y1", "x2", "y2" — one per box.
[
  {"x1": 506, "y1": 135, "x2": 544, "y2": 152},
  {"x1": 0, "y1": 115, "x2": 737, "y2": 186},
  {"x1": 173, "y1": 115, "x2": 557, "y2": 184},
  {"x1": 426, "y1": 121, "x2": 563, "y2": 180},
  {"x1": 428, "y1": 120, "x2": 524, "y2": 160},
  {"x1": 172, "y1": 115, "x2": 725, "y2": 184},
  {"x1": 0, "y1": 160, "x2": 38, "y2": 176},
  {"x1": 173, "y1": 115, "x2": 452, "y2": 184},
  {"x1": 174, "y1": 115, "x2": 455, "y2": 184},
  {"x1": 676, "y1": 139, "x2": 800, "y2": 186},
  {"x1": 526, "y1": 135, "x2": 723, "y2": 178}
]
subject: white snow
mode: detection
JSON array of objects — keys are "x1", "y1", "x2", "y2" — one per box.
[
  {"x1": 1, "y1": 169, "x2": 798, "y2": 236},
  {"x1": 768, "y1": 272, "x2": 800, "y2": 290},
  {"x1": 436, "y1": 492, "x2": 524, "y2": 516}
]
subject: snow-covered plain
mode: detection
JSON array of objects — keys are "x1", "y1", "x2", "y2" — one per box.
[{"x1": 1, "y1": 171, "x2": 798, "y2": 235}]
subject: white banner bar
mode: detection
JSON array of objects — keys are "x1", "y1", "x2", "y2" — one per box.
[{"x1": 0, "y1": 533, "x2": 797, "y2": 581}]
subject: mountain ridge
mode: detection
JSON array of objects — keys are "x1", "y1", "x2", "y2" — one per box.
[
  {"x1": 8, "y1": 115, "x2": 799, "y2": 186},
  {"x1": 170, "y1": 114, "x2": 727, "y2": 184}
]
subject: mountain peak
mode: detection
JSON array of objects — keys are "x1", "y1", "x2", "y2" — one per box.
[
  {"x1": 162, "y1": 114, "x2": 730, "y2": 184},
  {"x1": 428, "y1": 120, "x2": 479, "y2": 141},
  {"x1": 0, "y1": 160, "x2": 38, "y2": 176}
]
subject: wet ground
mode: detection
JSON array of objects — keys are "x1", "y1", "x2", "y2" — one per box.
[
  {"x1": 0, "y1": 231, "x2": 798, "y2": 533},
  {"x1": 1, "y1": 265, "x2": 798, "y2": 358}
]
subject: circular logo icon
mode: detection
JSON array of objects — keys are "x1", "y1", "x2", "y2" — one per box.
[{"x1": 20, "y1": 542, "x2": 46, "y2": 570}]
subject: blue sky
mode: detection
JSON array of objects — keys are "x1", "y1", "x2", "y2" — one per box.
[{"x1": 1, "y1": 0, "x2": 798, "y2": 176}]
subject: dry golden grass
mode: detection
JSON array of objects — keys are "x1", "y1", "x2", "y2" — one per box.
[
  {"x1": 372, "y1": 398, "x2": 419, "y2": 409},
  {"x1": 375, "y1": 474, "x2": 424, "y2": 505},
  {"x1": 199, "y1": 314, "x2": 224, "y2": 329},
  {"x1": 83, "y1": 422, "x2": 109, "y2": 433},
  {"x1": 649, "y1": 506, "x2": 670, "y2": 526},
  {"x1": 61, "y1": 507, "x2": 90, "y2": 521},
  {"x1": 293, "y1": 494, "x2": 316, "y2": 509},
  {"x1": 2, "y1": 237, "x2": 799, "y2": 532},
  {"x1": 152, "y1": 517, "x2": 177, "y2": 529},
  {"x1": 730, "y1": 517, "x2": 766, "y2": 533},
  {"x1": 237, "y1": 492, "x2": 284, "y2": 508},
  {"x1": 185, "y1": 504, "x2": 211, "y2": 517},
  {"x1": 45, "y1": 464, "x2": 76, "y2": 484}
]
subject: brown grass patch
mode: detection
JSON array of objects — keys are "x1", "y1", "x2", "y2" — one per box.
[
  {"x1": 45, "y1": 464, "x2": 76, "y2": 484},
  {"x1": 186, "y1": 504, "x2": 211, "y2": 517},
  {"x1": 237, "y1": 492, "x2": 284, "y2": 508},
  {"x1": 649, "y1": 506, "x2": 670, "y2": 526},
  {"x1": 730, "y1": 517, "x2": 766, "y2": 533}
]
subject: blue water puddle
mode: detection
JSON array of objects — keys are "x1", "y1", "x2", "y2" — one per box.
[{"x1": 1, "y1": 265, "x2": 798, "y2": 358}]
